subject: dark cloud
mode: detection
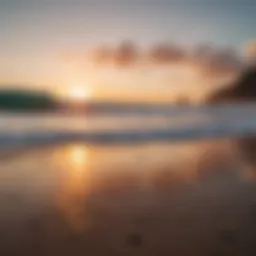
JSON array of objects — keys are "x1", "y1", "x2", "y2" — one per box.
[
  {"x1": 88, "y1": 41, "x2": 140, "y2": 67},
  {"x1": 115, "y1": 41, "x2": 140, "y2": 67},
  {"x1": 191, "y1": 45, "x2": 243, "y2": 76},
  {"x1": 80, "y1": 41, "x2": 244, "y2": 77},
  {"x1": 148, "y1": 43, "x2": 186, "y2": 64}
]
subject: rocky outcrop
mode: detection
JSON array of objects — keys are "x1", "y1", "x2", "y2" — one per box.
[{"x1": 209, "y1": 67, "x2": 256, "y2": 103}]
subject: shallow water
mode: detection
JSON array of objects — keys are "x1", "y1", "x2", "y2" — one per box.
[
  {"x1": 1, "y1": 104, "x2": 256, "y2": 133},
  {"x1": 1, "y1": 138, "x2": 256, "y2": 255},
  {"x1": 1, "y1": 105, "x2": 256, "y2": 150}
]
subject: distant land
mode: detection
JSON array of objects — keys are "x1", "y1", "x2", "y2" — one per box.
[
  {"x1": 2, "y1": 69, "x2": 255, "y2": 113},
  {"x1": 0, "y1": 89, "x2": 57, "y2": 111},
  {"x1": 0, "y1": 88, "x2": 189, "y2": 113},
  {"x1": 209, "y1": 67, "x2": 256, "y2": 103}
]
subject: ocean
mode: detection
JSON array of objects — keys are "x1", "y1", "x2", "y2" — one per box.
[{"x1": 0, "y1": 104, "x2": 256, "y2": 148}]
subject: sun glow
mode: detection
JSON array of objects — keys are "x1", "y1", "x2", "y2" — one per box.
[{"x1": 65, "y1": 84, "x2": 92, "y2": 102}]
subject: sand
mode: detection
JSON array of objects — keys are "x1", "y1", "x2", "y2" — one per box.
[{"x1": 0, "y1": 138, "x2": 256, "y2": 255}]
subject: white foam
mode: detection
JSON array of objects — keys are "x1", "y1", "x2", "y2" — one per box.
[{"x1": 0, "y1": 104, "x2": 256, "y2": 148}]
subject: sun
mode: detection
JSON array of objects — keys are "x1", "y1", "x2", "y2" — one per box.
[{"x1": 67, "y1": 84, "x2": 92, "y2": 102}]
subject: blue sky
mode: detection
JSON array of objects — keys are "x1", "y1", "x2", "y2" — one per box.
[
  {"x1": 2, "y1": 0, "x2": 256, "y2": 46},
  {"x1": 0, "y1": 0, "x2": 255, "y2": 90}
]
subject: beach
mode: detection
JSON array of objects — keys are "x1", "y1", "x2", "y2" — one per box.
[
  {"x1": 1, "y1": 137, "x2": 256, "y2": 255},
  {"x1": 2, "y1": 1, "x2": 256, "y2": 255}
]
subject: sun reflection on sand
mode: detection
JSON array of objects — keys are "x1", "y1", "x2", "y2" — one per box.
[
  {"x1": 54, "y1": 144, "x2": 91, "y2": 232},
  {"x1": 50, "y1": 140, "x2": 245, "y2": 234},
  {"x1": 67, "y1": 145, "x2": 89, "y2": 169}
]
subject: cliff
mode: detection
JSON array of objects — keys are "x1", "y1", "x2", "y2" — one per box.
[{"x1": 209, "y1": 67, "x2": 256, "y2": 103}]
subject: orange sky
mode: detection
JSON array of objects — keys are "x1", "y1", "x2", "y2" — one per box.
[{"x1": 1, "y1": 1, "x2": 255, "y2": 102}]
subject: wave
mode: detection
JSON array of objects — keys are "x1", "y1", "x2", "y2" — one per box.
[{"x1": 1, "y1": 118, "x2": 256, "y2": 149}]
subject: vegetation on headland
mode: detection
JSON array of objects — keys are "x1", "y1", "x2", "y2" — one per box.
[
  {"x1": 0, "y1": 88, "x2": 189, "y2": 113},
  {"x1": 0, "y1": 89, "x2": 57, "y2": 111},
  {"x1": 209, "y1": 67, "x2": 256, "y2": 103}
]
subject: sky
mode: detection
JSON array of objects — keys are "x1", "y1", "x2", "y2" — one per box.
[{"x1": 1, "y1": 0, "x2": 256, "y2": 101}]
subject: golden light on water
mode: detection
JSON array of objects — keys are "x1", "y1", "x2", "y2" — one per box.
[
  {"x1": 56, "y1": 144, "x2": 91, "y2": 232},
  {"x1": 68, "y1": 145, "x2": 89, "y2": 168},
  {"x1": 54, "y1": 144, "x2": 90, "y2": 171}
]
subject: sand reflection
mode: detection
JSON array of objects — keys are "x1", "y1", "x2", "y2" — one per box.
[
  {"x1": 1, "y1": 139, "x2": 256, "y2": 255},
  {"x1": 54, "y1": 144, "x2": 91, "y2": 232}
]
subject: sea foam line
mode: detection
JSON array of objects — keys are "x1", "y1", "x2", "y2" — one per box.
[{"x1": 0, "y1": 119, "x2": 256, "y2": 149}]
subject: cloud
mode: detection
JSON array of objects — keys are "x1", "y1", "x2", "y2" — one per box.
[
  {"x1": 89, "y1": 45, "x2": 115, "y2": 65},
  {"x1": 148, "y1": 43, "x2": 186, "y2": 64},
  {"x1": 114, "y1": 41, "x2": 140, "y2": 67},
  {"x1": 85, "y1": 42, "x2": 243, "y2": 77},
  {"x1": 87, "y1": 41, "x2": 141, "y2": 67},
  {"x1": 61, "y1": 41, "x2": 246, "y2": 94},
  {"x1": 191, "y1": 44, "x2": 243, "y2": 76}
]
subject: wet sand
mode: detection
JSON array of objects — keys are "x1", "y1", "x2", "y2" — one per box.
[{"x1": 0, "y1": 138, "x2": 256, "y2": 255}]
